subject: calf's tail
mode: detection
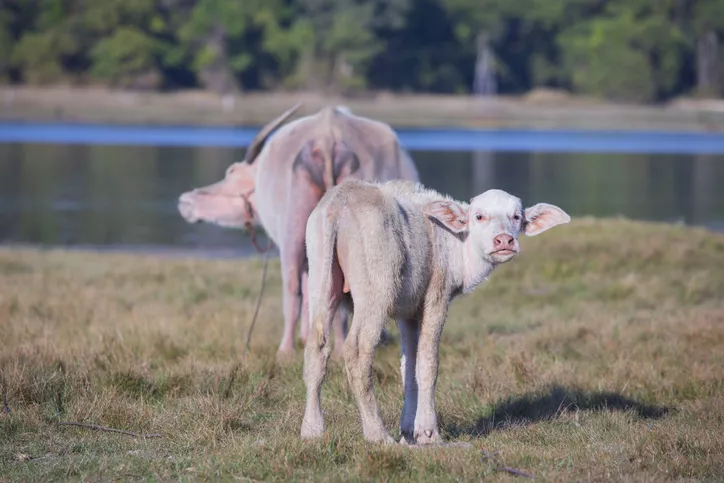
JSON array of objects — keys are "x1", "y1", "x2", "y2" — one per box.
[{"x1": 307, "y1": 206, "x2": 341, "y2": 349}]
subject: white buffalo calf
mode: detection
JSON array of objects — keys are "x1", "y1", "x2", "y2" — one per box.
[{"x1": 301, "y1": 179, "x2": 570, "y2": 444}]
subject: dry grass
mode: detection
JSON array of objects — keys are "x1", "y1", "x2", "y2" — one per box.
[
  {"x1": 4, "y1": 86, "x2": 724, "y2": 132},
  {"x1": 1, "y1": 217, "x2": 723, "y2": 481}
]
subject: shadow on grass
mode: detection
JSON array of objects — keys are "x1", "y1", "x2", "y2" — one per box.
[{"x1": 446, "y1": 384, "x2": 671, "y2": 438}]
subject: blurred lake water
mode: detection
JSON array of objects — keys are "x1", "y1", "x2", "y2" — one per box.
[{"x1": 1, "y1": 123, "x2": 723, "y2": 257}]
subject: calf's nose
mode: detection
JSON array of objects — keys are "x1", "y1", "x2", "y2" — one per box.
[{"x1": 493, "y1": 234, "x2": 515, "y2": 249}]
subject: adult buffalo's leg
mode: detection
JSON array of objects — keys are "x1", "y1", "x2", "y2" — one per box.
[{"x1": 277, "y1": 236, "x2": 305, "y2": 355}]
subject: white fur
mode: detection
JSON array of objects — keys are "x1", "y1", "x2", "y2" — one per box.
[{"x1": 301, "y1": 179, "x2": 570, "y2": 444}]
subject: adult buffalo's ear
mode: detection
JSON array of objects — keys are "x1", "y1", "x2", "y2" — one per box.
[
  {"x1": 422, "y1": 200, "x2": 468, "y2": 234},
  {"x1": 523, "y1": 203, "x2": 571, "y2": 236}
]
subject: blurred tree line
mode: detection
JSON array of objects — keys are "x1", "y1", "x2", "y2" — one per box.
[{"x1": 1, "y1": 0, "x2": 722, "y2": 102}]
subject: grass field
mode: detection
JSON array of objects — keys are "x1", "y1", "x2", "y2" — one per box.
[{"x1": 1, "y1": 217, "x2": 724, "y2": 481}]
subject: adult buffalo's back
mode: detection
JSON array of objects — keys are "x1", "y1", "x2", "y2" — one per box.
[
  {"x1": 178, "y1": 105, "x2": 419, "y2": 356},
  {"x1": 252, "y1": 106, "x2": 418, "y2": 244}
]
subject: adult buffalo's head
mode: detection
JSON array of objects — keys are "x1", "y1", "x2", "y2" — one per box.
[{"x1": 177, "y1": 103, "x2": 302, "y2": 229}]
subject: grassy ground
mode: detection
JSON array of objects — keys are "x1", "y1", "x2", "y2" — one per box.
[
  {"x1": 3, "y1": 86, "x2": 724, "y2": 132},
  {"x1": 1, "y1": 217, "x2": 724, "y2": 481}
]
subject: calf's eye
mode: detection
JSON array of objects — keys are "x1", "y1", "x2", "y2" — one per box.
[
  {"x1": 475, "y1": 213, "x2": 483, "y2": 221},
  {"x1": 513, "y1": 214, "x2": 521, "y2": 221}
]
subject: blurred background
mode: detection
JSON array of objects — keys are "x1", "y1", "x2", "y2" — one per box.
[
  {"x1": 3, "y1": 0, "x2": 724, "y2": 99},
  {"x1": 1, "y1": 0, "x2": 723, "y2": 256}
]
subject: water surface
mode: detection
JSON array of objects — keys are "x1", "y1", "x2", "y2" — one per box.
[
  {"x1": 3, "y1": 122, "x2": 724, "y2": 153},
  {"x1": 1, "y1": 135, "x2": 722, "y2": 257}
]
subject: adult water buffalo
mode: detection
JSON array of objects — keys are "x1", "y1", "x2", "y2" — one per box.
[{"x1": 178, "y1": 105, "x2": 419, "y2": 356}]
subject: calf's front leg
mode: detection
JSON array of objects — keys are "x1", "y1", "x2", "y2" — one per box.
[
  {"x1": 398, "y1": 317, "x2": 419, "y2": 443},
  {"x1": 413, "y1": 300, "x2": 447, "y2": 445},
  {"x1": 332, "y1": 306, "x2": 349, "y2": 360}
]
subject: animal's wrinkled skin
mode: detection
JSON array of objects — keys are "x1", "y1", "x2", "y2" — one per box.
[
  {"x1": 178, "y1": 105, "x2": 419, "y2": 356},
  {"x1": 301, "y1": 180, "x2": 570, "y2": 444}
]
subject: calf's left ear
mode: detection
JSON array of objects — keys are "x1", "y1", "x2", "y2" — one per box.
[
  {"x1": 423, "y1": 200, "x2": 468, "y2": 234},
  {"x1": 523, "y1": 203, "x2": 571, "y2": 236}
]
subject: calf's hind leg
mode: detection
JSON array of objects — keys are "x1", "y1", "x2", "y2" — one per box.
[
  {"x1": 343, "y1": 304, "x2": 394, "y2": 444},
  {"x1": 300, "y1": 263, "x2": 343, "y2": 439},
  {"x1": 300, "y1": 269, "x2": 310, "y2": 343}
]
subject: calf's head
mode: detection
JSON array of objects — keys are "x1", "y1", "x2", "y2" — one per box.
[
  {"x1": 177, "y1": 161, "x2": 260, "y2": 229},
  {"x1": 423, "y1": 189, "x2": 570, "y2": 265}
]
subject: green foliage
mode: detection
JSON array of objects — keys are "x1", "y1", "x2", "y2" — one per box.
[
  {"x1": 441, "y1": 0, "x2": 510, "y2": 42},
  {"x1": 91, "y1": 27, "x2": 159, "y2": 87},
  {"x1": 691, "y1": 0, "x2": 724, "y2": 34},
  {"x1": 11, "y1": 31, "x2": 73, "y2": 84},
  {"x1": 175, "y1": 0, "x2": 287, "y2": 91},
  {"x1": 285, "y1": 0, "x2": 387, "y2": 91},
  {"x1": 558, "y1": 1, "x2": 687, "y2": 101},
  {"x1": 0, "y1": 10, "x2": 14, "y2": 80},
  {"x1": 2, "y1": 0, "x2": 723, "y2": 99}
]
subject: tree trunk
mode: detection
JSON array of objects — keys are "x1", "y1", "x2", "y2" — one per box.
[
  {"x1": 198, "y1": 23, "x2": 238, "y2": 95},
  {"x1": 471, "y1": 151, "x2": 495, "y2": 195},
  {"x1": 296, "y1": 46, "x2": 318, "y2": 91},
  {"x1": 473, "y1": 32, "x2": 496, "y2": 97},
  {"x1": 333, "y1": 53, "x2": 353, "y2": 93},
  {"x1": 697, "y1": 30, "x2": 720, "y2": 97}
]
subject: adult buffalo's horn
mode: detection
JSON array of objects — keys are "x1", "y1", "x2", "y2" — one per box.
[{"x1": 243, "y1": 103, "x2": 304, "y2": 164}]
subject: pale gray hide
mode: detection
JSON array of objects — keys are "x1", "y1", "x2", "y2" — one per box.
[
  {"x1": 301, "y1": 179, "x2": 571, "y2": 444},
  {"x1": 178, "y1": 105, "x2": 419, "y2": 356}
]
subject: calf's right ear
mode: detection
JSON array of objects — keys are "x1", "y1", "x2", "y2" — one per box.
[{"x1": 422, "y1": 200, "x2": 468, "y2": 234}]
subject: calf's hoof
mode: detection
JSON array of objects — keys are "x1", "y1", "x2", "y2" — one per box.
[
  {"x1": 300, "y1": 419, "x2": 324, "y2": 440},
  {"x1": 363, "y1": 426, "x2": 396, "y2": 444},
  {"x1": 414, "y1": 428, "x2": 442, "y2": 445},
  {"x1": 365, "y1": 433, "x2": 396, "y2": 445}
]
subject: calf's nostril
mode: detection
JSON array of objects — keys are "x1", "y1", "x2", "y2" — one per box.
[{"x1": 493, "y1": 234, "x2": 514, "y2": 249}]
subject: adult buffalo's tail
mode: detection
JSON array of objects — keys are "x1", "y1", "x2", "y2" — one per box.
[{"x1": 319, "y1": 106, "x2": 338, "y2": 192}]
